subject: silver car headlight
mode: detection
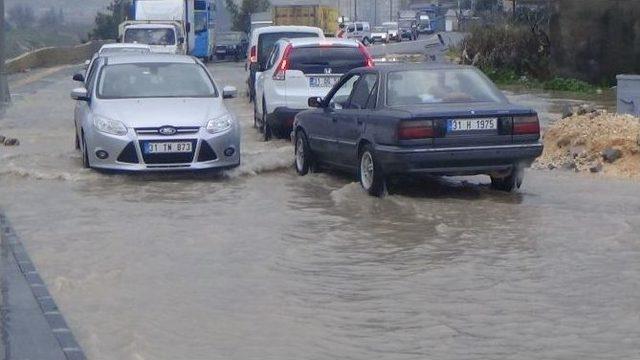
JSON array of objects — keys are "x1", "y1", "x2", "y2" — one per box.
[
  {"x1": 206, "y1": 114, "x2": 233, "y2": 134},
  {"x1": 93, "y1": 115, "x2": 128, "y2": 136}
]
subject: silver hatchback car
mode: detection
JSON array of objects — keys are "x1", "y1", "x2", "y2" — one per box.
[{"x1": 72, "y1": 54, "x2": 240, "y2": 171}]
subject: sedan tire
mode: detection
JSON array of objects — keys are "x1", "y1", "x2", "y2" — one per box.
[
  {"x1": 295, "y1": 131, "x2": 313, "y2": 175},
  {"x1": 81, "y1": 133, "x2": 90, "y2": 169},
  {"x1": 359, "y1": 144, "x2": 385, "y2": 197},
  {"x1": 490, "y1": 166, "x2": 524, "y2": 192}
]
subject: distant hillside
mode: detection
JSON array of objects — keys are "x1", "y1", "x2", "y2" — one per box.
[{"x1": 5, "y1": 0, "x2": 110, "y2": 24}]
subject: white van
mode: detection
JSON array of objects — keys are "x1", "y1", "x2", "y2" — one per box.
[{"x1": 343, "y1": 21, "x2": 372, "y2": 45}]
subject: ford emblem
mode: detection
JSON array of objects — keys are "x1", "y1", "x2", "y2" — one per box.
[
  {"x1": 324, "y1": 68, "x2": 332, "y2": 74},
  {"x1": 158, "y1": 126, "x2": 177, "y2": 136}
]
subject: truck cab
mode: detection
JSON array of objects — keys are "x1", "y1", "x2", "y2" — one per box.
[{"x1": 120, "y1": 22, "x2": 185, "y2": 54}]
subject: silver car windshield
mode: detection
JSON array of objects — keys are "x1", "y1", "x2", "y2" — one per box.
[
  {"x1": 97, "y1": 63, "x2": 218, "y2": 99},
  {"x1": 387, "y1": 68, "x2": 506, "y2": 106}
]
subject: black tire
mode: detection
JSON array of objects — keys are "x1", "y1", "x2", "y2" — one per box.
[
  {"x1": 294, "y1": 130, "x2": 313, "y2": 176},
  {"x1": 490, "y1": 166, "x2": 524, "y2": 192},
  {"x1": 253, "y1": 102, "x2": 259, "y2": 128},
  {"x1": 262, "y1": 101, "x2": 271, "y2": 141},
  {"x1": 81, "y1": 133, "x2": 90, "y2": 169},
  {"x1": 358, "y1": 144, "x2": 385, "y2": 197}
]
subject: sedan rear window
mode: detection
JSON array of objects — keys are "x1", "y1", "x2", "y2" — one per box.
[
  {"x1": 386, "y1": 68, "x2": 506, "y2": 106},
  {"x1": 258, "y1": 32, "x2": 319, "y2": 66},
  {"x1": 289, "y1": 46, "x2": 366, "y2": 74},
  {"x1": 97, "y1": 63, "x2": 217, "y2": 99}
]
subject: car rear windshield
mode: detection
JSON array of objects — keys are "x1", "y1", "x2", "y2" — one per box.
[
  {"x1": 289, "y1": 46, "x2": 366, "y2": 75},
  {"x1": 386, "y1": 68, "x2": 506, "y2": 106},
  {"x1": 124, "y1": 28, "x2": 176, "y2": 46},
  {"x1": 97, "y1": 63, "x2": 217, "y2": 99},
  {"x1": 258, "y1": 32, "x2": 319, "y2": 66}
]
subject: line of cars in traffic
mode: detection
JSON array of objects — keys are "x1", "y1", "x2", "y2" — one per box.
[{"x1": 69, "y1": 28, "x2": 543, "y2": 197}]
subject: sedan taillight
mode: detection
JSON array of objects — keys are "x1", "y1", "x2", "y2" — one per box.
[
  {"x1": 249, "y1": 45, "x2": 257, "y2": 63},
  {"x1": 398, "y1": 120, "x2": 435, "y2": 140},
  {"x1": 513, "y1": 115, "x2": 540, "y2": 135}
]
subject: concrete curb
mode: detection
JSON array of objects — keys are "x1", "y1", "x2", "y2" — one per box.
[{"x1": 0, "y1": 212, "x2": 86, "y2": 360}]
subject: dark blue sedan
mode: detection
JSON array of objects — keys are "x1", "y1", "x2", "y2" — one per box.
[{"x1": 292, "y1": 63, "x2": 543, "y2": 196}]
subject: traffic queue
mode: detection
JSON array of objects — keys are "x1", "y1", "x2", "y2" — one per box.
[{"x1": 70, "y1": 24, "x2": 542, "y2": 197}]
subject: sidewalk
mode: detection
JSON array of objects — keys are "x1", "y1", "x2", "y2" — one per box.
[{"x1": 1, "y1": 212, "x2": 85, "y2": 360}]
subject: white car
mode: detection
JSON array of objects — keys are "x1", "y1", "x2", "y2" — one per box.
[
  {"x1": 254, "y1": 38, "x2": 374, "y2": 141},
  {"x1": 370, "y1": 26, "x2": 390, "y2": 43},
  {"x1": 246, "y1": 26, "x2": 325, "y2": 103},
  {"x1": 382, "y1": 21, "x2": 400, "y2": 42}
]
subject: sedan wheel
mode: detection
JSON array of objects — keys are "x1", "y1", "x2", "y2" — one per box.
[
  {"x1": 81, "y1": 134, "x2": 90, "y2": 169},
  {"x1": 253, "y1": 103, "x2": 258, "y2": 128},
  {"x1": 295, "y1": 131, "x2": 313, "y2": 175},
  {"x1": 490, "y1": 166, "x2": 524, "y2": 192},
  {"x1": 359, "y1": 145, "x2": 385, "y2": 197}
]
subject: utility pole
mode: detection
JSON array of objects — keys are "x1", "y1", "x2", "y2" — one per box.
[
  {"x1": 374, "y1": 0, "x2": 377, "y2": 25},
  {"x1": 353, "y1": 0, "x2": 357, "y2": 21},
  {"x1": 0, "y1": 0, "x2": 10, "y2": 108},
  {"x1": 389, "y1": 0, "x2": 393, "y2": 22}
]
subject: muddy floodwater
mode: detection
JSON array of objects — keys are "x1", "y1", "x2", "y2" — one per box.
[{"x1": 1, "y1": 63, "x2": 639, "y2": 360}]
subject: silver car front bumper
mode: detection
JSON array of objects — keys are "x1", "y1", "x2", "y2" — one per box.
[{"x1": 85, "y1": 125, "x2": 241, "y2": 171}]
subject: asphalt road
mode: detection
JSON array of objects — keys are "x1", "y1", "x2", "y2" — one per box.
[{"x1": 0, "y1": 62, "x2": 638, "y2": 360}]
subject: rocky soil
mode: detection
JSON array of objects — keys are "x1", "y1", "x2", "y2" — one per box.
[{"x1": 535, "y1": 110, "x2": 640, "y2": 179}]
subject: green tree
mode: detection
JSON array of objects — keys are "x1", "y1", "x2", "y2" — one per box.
[
  {"x1": 90, "y1": 0, "x2": 131, "y2": 40},
  {"x1": 225, "y1": 0, "x2": 270, "y2": 33}
]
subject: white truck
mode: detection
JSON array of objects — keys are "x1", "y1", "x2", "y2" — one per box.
[
  {"x1": 119, "y1": 21, "x2": 186, "y2": 54},
  {"x1": 119, "y1": 0, "x2": 196, "y2": 55}
]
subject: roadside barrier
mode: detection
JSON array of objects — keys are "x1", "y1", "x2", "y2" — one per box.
[{"x1": 5, "y1": 40, "x2": 111, "y2": 74}]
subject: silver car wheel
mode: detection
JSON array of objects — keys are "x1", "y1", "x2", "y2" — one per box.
[
  {"x1": 295, "y1": 137, "x2": 305, "y2": 172},
  {"x1": 360, "y1": 151, "x2": 374, "y2": 190}
]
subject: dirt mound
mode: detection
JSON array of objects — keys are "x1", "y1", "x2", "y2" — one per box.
[{"x1": 535, "y1": 111, "x2": 640, "y2": 179}]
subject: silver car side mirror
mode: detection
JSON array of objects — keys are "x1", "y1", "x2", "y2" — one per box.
[
  {"x1": 71, "y1": 88, "x2": 90, "y2": 102},
  {"x1": 222, "y1": 86, "x2": 237, "y2": 99}
]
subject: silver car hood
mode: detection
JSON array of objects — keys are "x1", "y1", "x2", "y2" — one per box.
[{"x1": 94, "y1": 98, "x2": 227, "y2": 128}]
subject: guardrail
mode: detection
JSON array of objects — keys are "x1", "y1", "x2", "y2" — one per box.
[{"x1": 5, "y1": 40, "x2": 111, "y2": 74}]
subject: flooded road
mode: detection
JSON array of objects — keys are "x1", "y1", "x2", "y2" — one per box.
[{"x1": 1, "y1": 62, "x2": 640, "y2": 360}]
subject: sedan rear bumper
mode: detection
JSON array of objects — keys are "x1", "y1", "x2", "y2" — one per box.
[{"x1": 375, "y1": 143, "x2": 543, "y2": 175}]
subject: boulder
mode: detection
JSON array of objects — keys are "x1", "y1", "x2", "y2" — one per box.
[
  {"x1": 601, "y1": 148, "x2": 622, "y2": 163},
  {"x1": 561, "y1": 104, "x2": 573, "y2": 119},
  {"x1": 589, "y1": 163, "x2": 603, "y2": 173}
]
